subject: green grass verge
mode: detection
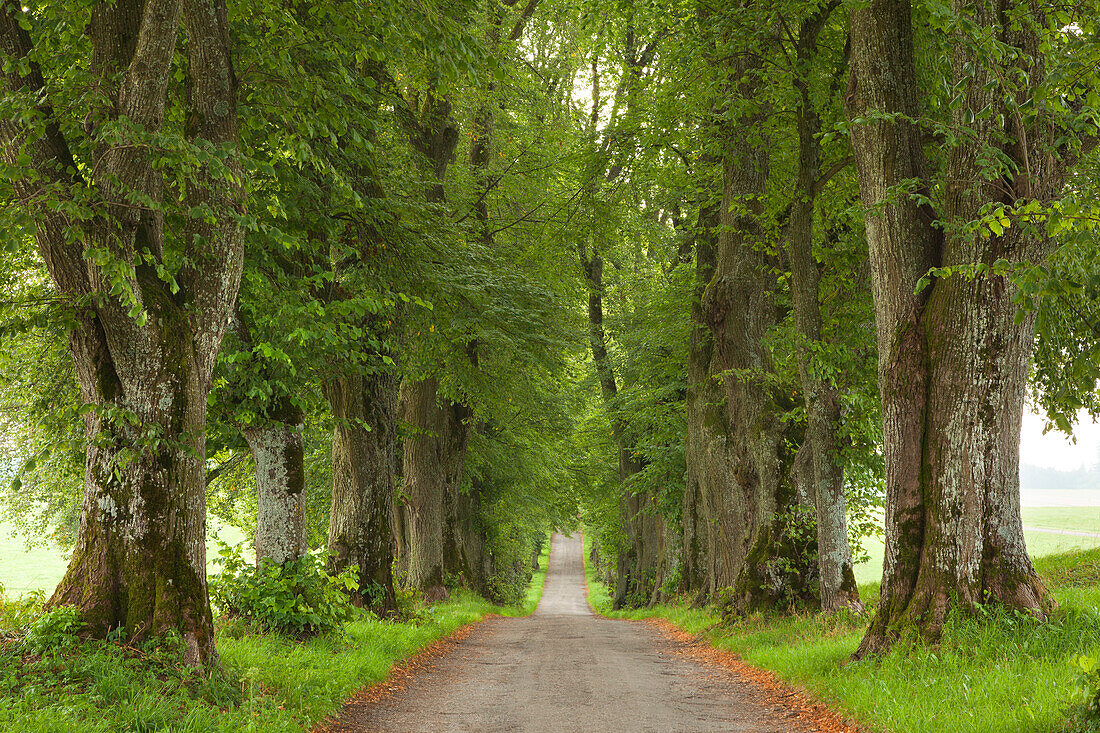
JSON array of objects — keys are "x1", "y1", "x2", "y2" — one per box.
[
  {"x1": 0, "y1": 539, "x2": 551, "y2": 733},
  {"x1": 582, "y1": 534, "x2": 1100, "y2": 733}
]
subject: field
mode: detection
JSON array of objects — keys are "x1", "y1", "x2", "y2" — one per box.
[
  {"x1": 0, "y1": 518, "x2": 248, "y2": 599},
  {"x1": 850, "y1": 506, "x2": 1100, "y2": 584}
]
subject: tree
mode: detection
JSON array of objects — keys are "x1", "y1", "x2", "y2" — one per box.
[
  {"x1": 846, "y1": 0, "x2": 1093, "y2": 655},
  {"x1": 782, "y1": 2, "x2": 864, "y2": 614},
  {"x1": 0, "y1": 0, "x2": 242, "y2": 668}
]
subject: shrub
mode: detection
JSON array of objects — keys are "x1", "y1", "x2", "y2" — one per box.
[
  {"x1": 22, "y1": 606, "x2": 83, "y2": 654},
  {"x1": 209, "y1": 542, "x2": 360, "y2": 637}
]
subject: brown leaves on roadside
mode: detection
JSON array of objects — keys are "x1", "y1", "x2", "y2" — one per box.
[{"x1": 642, "y1": 618, "x2": 865, "y2": 733}]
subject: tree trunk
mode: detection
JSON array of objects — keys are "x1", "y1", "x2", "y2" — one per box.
[
  {"x1": 242, "y1": 406, "x2": 307, "y2": 567},
  {"x1": 455, "y1": 483, "x2": 490, "y2": 596},
  {"x1": 682, "y1": 199, "x2": 719, "y2": 597},
  {"x1": 847, "y1": 0, "x2": 1057, "y2": 656},
  {"x1": 400, "y1": 377, "x2": 449, "y2": 601},
  {"x1": 1, "y1": 0, "x2": 243, "y2": 670},
  {"x1": 393, "y1": 485, "x2": 410, "y2": 583},
  {"x1": 52, "y1": 356, "x2": 218, "y2": 668},
  {"x1": 325, "y1": 371, "x2": 399, "y2": 615},
  {"x1": 787, "y1": 11, "x2": 862, "y2": 615},
  {"x1": 577, "y1": 248, "x2": 660, "y2": 609},
  {"x1": 441, "y1": 399, "x2": 474, "y2": 583},
  {"x1": 701, "y1": 107, "x2": 816, "y2": 614}
]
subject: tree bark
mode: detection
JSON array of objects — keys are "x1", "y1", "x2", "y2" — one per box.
[
  {"x1": 400, "y1": 377, "x2": 449, "y2": 601},
  {"x1": 325, "y1": 371, "x2": 399, "y2": 615},
  {"x1": 1, "y1": 0, "x2": 243, "y2": 670},
  {"x1": 441, "y1": 399, "x2": 474, "y2": 583},
  {"x1": 242, "y1": 403, "x2": 306, "y2": 567},
  {"x1": 701, "y1": 88, "x2": 816, "y2": 614},
  {"x1": 577, "y1": 246, "x2": 659, "y2": 608},
  {"x1": 847, "y1": 0, "x2": 1058, "y2": 656},
  {"x1": 682, "y1": 198, "x2": 719, "y2": 598}
]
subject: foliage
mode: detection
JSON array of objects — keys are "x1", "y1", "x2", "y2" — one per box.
[
  {"x1": 209, "y1": 543, "x2": 360, "y2": 638},
  {"x1": 21, "y1": 606, "x2": 83, "y2": 656}
]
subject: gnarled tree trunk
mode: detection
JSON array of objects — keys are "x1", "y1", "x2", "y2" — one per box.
[
  {"x1": 325, "y1": 371, "x2": 399, "y2": 615},
  {"x1": 1, "y1": 0, "x2": 243, "y2": 670},
  {"x1": 701, "y1": 96, "x2": 816, "y2": 614},
  {"x1": 847, "y1": 0, "x2": 1059, "y2": 656}
]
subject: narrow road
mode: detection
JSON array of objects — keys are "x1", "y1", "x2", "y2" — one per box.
[{"x1": 334, "y1": 533, "x2": 831, "y2": 732}]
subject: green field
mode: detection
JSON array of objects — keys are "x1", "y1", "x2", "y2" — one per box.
[
  {"x1": 0, "y1": 518, "x2": 248, "y2": 599},
  {"x1": 6, "y1": 506, "x2": 1100, "y2": 598},
  {"x1": 852, "y1": 506, "x2": 1100, "y2": 584}
]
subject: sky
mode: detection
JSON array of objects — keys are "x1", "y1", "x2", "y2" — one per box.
[{"x1": 1020, "y1": 406, "x2": 1100, "y2": 471}]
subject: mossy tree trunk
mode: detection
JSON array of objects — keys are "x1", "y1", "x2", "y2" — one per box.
[
  {"x1": 400, "y1": 377, "x2": 449, "y2": 601},
  {"x1": 700, "y1": 60, "x2": 817, "y2": 614},
  {"x1": 847, "y1": 0, "x2": 1062, "y2": 656},
  {"x1": 0, "y1": 0, "x2": 243, "y2": 670},
  {"x1": 325, "y1": 370, "x2": 399, "y2": 615}
]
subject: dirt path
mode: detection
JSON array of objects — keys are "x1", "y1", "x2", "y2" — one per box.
[{"x1": 329, "y1": 533, "x2": 848, "y2": 732}]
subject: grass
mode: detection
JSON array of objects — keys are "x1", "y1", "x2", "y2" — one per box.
[
  {"x1": 584, "y1": 533, "x2": 1100, "y2": 733},
  {"x1": 1023, "y1": 507, "x2": 1100, "y2": 534},
  {"x1": 0, "y1": 538, "x2": 551, "y2": 733}
]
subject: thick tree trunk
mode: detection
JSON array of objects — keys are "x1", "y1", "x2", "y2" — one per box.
[
  {"x1": 787, "y1": 14, "x2": 861, "y2": 615},
  {"x1": 52, "y1": 359, "x2": 217, "y2": 667},
  {"x1": 1, "y1": 0, "x2": 243, "y2": 670},
  {"x1": 701, "y1": 114, "x2": 816, "y2": 614},
  {"x1": 400, "y1": 377, "x2": 449, "y2": 601},
  {"x1": 325, "y1": 371, "x2": 399, "y2": 615},
  {"x1": 847, "y1": 0, "x2": 1056, "y2": 656},
  {"x1": 242, "y1": 407, "x2": 306, "y2": 567},
  {"x1": 682, "y1": 200, "x2": 718, "y2": 597}
]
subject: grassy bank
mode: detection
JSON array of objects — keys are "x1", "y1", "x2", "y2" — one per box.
[
  {"x1": 0, "y1": 542, "x2": 550, "y2": 733},
  {"x1": 584, "y1": 535, "x2": 1100, "y2": 733}
]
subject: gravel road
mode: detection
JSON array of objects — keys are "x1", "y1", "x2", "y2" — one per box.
[{"x1": 333, "y1": 532, "x2": 833, "y2": 732}]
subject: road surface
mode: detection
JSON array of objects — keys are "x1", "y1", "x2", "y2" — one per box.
[{"x1": 332, "y1": 533, "x2": 837, "y2": 732}]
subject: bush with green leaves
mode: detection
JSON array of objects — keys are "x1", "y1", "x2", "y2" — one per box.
[
  {"x1": 22, "y1": 605, "x2": 83, "y2": 655},
  {"x1": 209, "y1": 542, "x2": 360, "y2": 637}
]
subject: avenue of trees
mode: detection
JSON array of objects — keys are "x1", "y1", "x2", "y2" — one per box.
[{"x1": 0, "y1": 0, "x2": 1098, "y2": 671}]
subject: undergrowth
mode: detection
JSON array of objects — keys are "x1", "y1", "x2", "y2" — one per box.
[
  {"x1": 583, "y1": 535, "x2": 1100, "y2": 733},
  {"x1": 0, "y1": 539, "x2": 550, "y2": 733}
]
